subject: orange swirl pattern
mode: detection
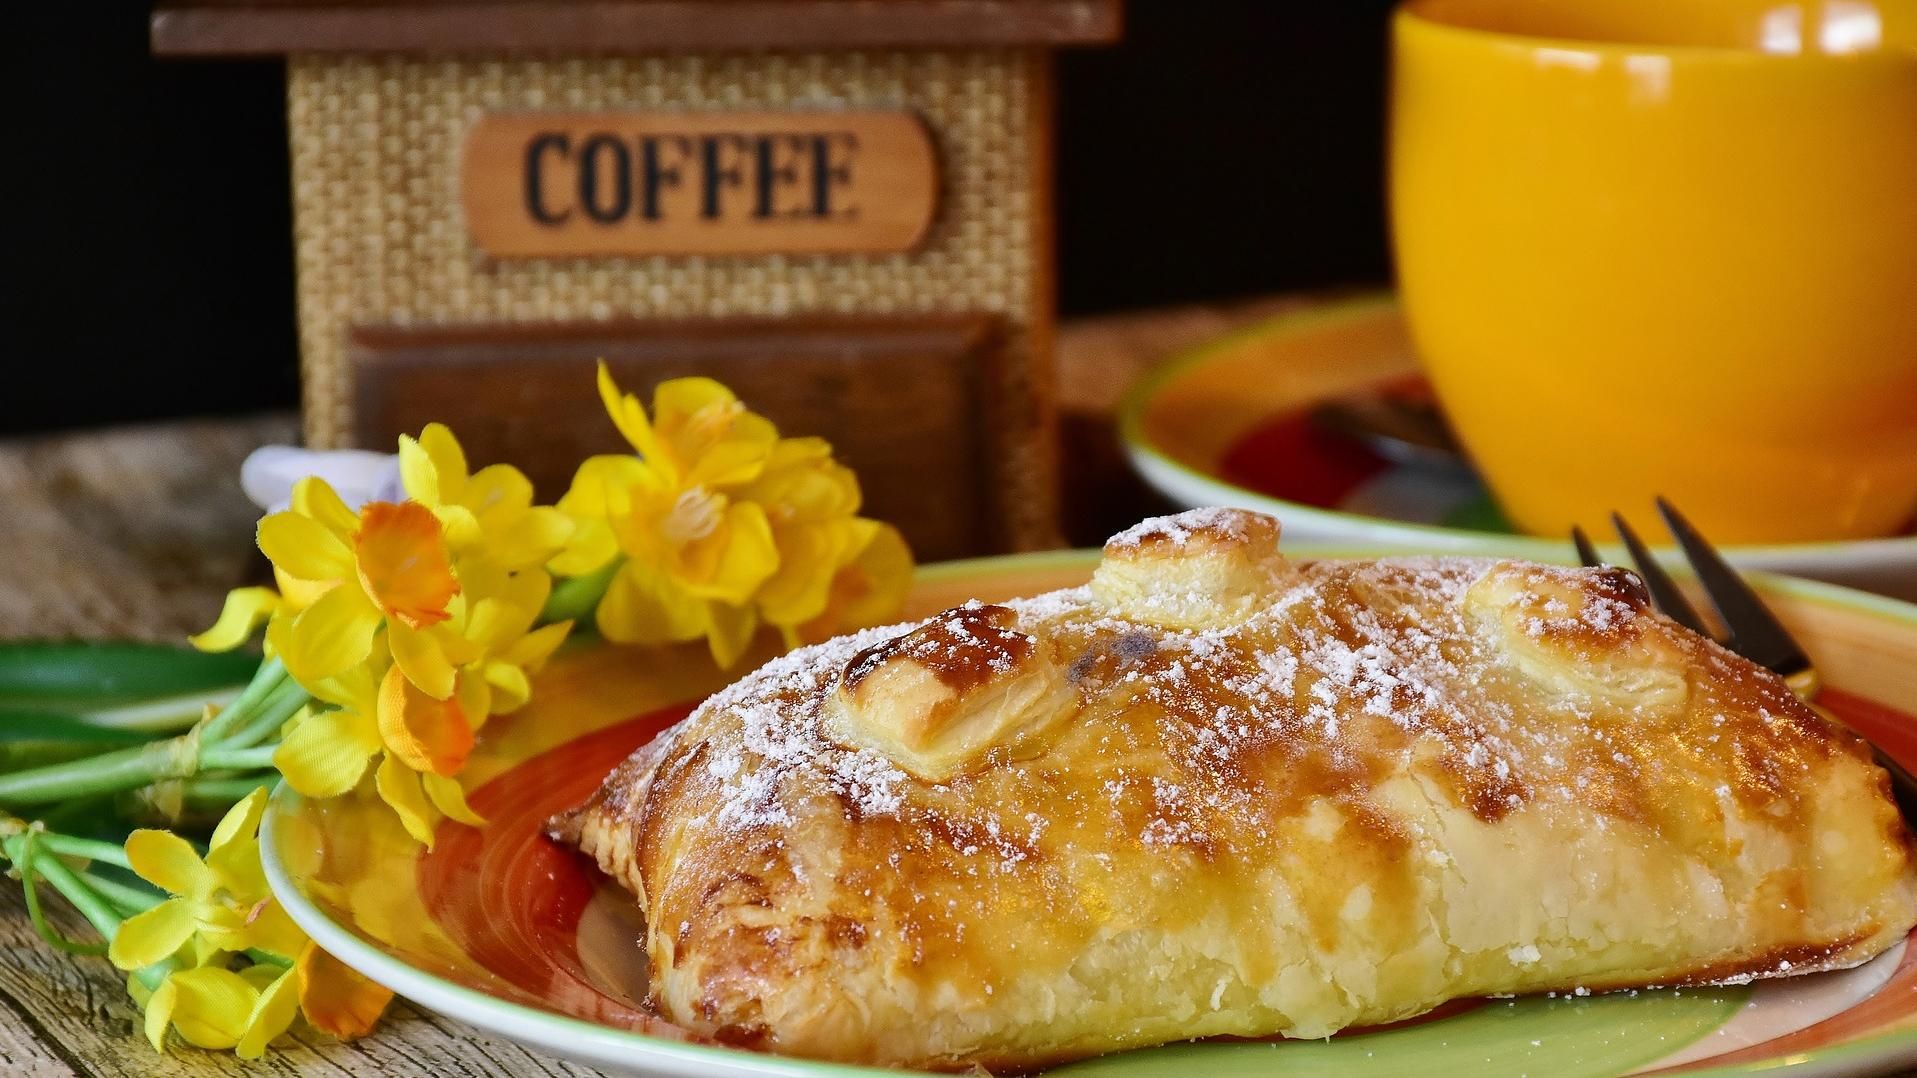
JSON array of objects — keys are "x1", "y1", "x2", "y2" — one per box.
[{"x1": 418, "y1": 706, "x2": 693, "y2": 1034}]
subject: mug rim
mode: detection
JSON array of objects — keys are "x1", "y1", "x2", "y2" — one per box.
[{"x1": 1396, "y1": 0, "x2": 1912, "y2": 63}]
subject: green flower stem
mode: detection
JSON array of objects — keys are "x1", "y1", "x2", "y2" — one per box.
[
  {"x1": 3, "y1": 831, "x2": 173, "y2": 991},
  {"x1": 76, "y1": 871, "x2": 163, "y2": 918},
  {"x1": 132, "y1": 960, "x2": 176, "y2": 993},
  {"x1": 0, "y1": 741, "x2": 194, "y2": 808},
  {"x1": 19, "y1": 839, "x2": 107, "y2": 957},
  {"x1": 213, "y1": 680, "x2": 309, "y2": 750},
  {"x1": 2, "y1": 833, "x2": 123, "y2": 948},
  {"x1": 244, "y1": 948, "x2": 294, "y2": 969},
  {"x1": 0, "y1": 710, "x2": 286, "y2": 809},
  {"x1": 29, "y1": 832, "x2": 132, "y2": 869},
  {"x1": 197, "y1": 656, "x2": 287, "y2": 744},
  {"x1": 197, "y1": 745, "x2": 279, "y2": 772},
  {"x1": 543, "y1": 558, "x2": 622, "y2": 625},
  {"x1": 122, "y1": 772, "x2": 275, "y2": 829}
]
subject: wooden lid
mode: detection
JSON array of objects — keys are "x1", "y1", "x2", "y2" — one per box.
[{"x1": 152, "y1": 0, "x2": 1123, "y2": 56}]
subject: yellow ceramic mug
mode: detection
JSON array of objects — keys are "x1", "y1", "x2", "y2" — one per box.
[{"x1": 1390, "y1": 0, "x2": 1917, "y2": 543}]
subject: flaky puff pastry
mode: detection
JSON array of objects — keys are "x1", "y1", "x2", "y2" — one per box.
[{"x1": 551, "y1": 508, "x2": 1917, "y2": 1071}]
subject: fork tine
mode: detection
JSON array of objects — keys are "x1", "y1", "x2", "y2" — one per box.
[
  {"x1": 1648, "y1": 500, "x2": 1914, "y2": 826},
  {"x1": 1571, "y1": 526, "x2": 1603, "y2": 568},
  {"x1": 1655, "y1": 497, "x2": 1813, "y2": 680},
  {"x1": 1611, "y1": 512, "x2": 1715, "y2": 639}
]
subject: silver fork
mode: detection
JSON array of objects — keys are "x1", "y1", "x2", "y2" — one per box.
[{"x1": 1573, "y1": 497, "x2": 1917, "y2": 823}]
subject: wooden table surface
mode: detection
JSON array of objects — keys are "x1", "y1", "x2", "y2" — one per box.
[{"x1": 0, "y1": 294, "x2": 1311, "y2": 1075}]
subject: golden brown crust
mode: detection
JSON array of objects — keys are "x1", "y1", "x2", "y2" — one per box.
[
  {"x1": 823, "y1": 603, "x2": 1074, "y2": 781},
  {"x1": 553, "y1": 508, "x2": 1917, "y2": 1070}
]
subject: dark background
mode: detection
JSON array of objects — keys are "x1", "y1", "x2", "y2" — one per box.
[{"x1": 1, "y1": 0, "x2": 1398, "y2": 436}]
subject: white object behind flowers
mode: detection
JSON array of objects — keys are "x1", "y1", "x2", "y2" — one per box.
[{"x1": 240, "y1": 446, "x2": 403, "y2": 515}]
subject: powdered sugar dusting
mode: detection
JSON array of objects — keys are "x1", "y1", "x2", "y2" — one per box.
[
  {"x1": 638, "y1": 554, "x2": 1705, "y2": 858},
  {"x1": 688, "y1": 620, "x2": 919, "y2": 830},
  {"x1": 605, "y1": 543, "x2": 1827, "y2": 871},
  {"x1": 1105, "y1": 507, "x2": 1261, "y2": 551},
  {"x1": 842, "y1": 602, "x2": 1033, "y2": 694}
]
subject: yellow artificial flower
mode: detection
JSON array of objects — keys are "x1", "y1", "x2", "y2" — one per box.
[
  {"x1": 358, "y1": 553, "x2": 572, "y2": 714},
  {"x1": 555, "y1": 365, "x2": 784, "y2": 666},
  {"x1": 120, "y1": 799, "x2": 395, "y2": 1056},
  {"x1": 590, "y1": 469, "x2": 779, "y2": 667},
  {"x1": 213, "y1": 943, "x2": 391, "y2": 1056},
  {"x1": 236, "y1": 962, "x2": 302, "y2": 1058},
  {"x1": 137, "y1": 965, "x2": 258, "y2": 1052},
  {"x1": 397, "y1": 422, "x2": 573, "y2": 573},
  {"x1": 455, "y1": 560, "x2": 573, "y2": 716},
  {"x1": 110, "y1": 790, "x2": 306, "y2": 972},
  {"x1": 546, "y1": 455, "x2": 632, "y2": 578},
  {"x1": 596, "y1": 364, "x2": 779, "y2": 490},
  {"x1": 418, "y1": 558, "x2": 572, "y2": 719},
  {"x1": 743, "y1": 437, "x2": 913, "y2": 648},
  {"x1": 556, "y1": 364, "x2": 912, "y2": 666},
  {"x1": 207, "y1": 428, "x2": 573, "y2": 714},
  {"x1": 189, "y1": 587, "x2": 283, "y2": 653},
  {"x1": 255, "y1": 479, "x2": 461, "y2": 687},
  {"x1": 134, "y1": 943, "x2": 389, "y2": 1056},
  {"x1": 792, "y1": 520, "x2": 914, "y2": 646},
  {"x1": 187, "y1": 477, "x2": 365, "y2": 654},
  {"x1": 274, "y1": 655, "x2": 486, "y2": 847}
]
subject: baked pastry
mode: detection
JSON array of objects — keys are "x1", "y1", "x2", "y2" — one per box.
[{"x1": 551, "y1": 508, "x2": 1917, "y2": 1070}]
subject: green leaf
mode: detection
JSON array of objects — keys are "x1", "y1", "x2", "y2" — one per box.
[
  {"x1": 0, "y1": 742, "x2": 135, "y2": 773},
  {"x1": 0, "y1": 712, "x2": 149, "y2": 773},
  {"x1": 0, "y1": 711, "x2": 153, "y2": 744},
  {"x1": 0, "y1": 641, "x2": 257, "y2": 706},
  {"x1": 72, "y1": 688, "x2": 242, "y2": 735}
]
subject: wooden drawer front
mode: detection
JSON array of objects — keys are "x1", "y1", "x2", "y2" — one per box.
[{"x1": 350, "y1": 316, "x2": 1004, "y2": 560}]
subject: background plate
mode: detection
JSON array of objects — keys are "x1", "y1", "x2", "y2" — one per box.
[
  {"x1": 1117, "y1": 297, "x2": 1917, "y2": 600},
  {"x1": 264, "y1": 548, "x2": 1917, "y2": 1077}
]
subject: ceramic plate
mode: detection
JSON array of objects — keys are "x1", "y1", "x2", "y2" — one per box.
[
  {"x1": 264, "y1": 549, "x2": 1917, "y2": 1078},
  {"x1": 1118, "y1": 296, "x2": 1917, "y2": 600}
]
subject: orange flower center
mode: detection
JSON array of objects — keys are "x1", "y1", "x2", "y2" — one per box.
[{"x1": 353, "y1": 501, "x2": 459, "y2": 629}]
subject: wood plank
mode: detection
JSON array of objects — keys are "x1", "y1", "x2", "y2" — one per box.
[
  {"x1": 0, "y1": 416, "x2": 293, "y2": 644},
  {"x1": 151, "y1": 0, "x2": 1123, "y2": 56}
]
